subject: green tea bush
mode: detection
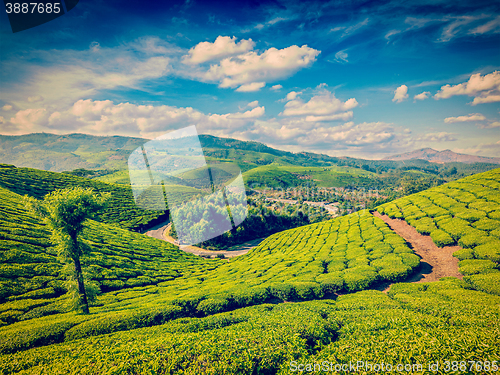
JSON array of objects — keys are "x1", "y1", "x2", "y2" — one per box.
[
  {"x1": 464, "y1": 273, "x2": 500, "y2": 295},
  {"x1": 454, "y1": 208, "x2": 487, "y2": 222},
  {"x1": 64, "y1": 304, "x2": 183, "y2": 341},
  {"x1": 343, "y1": 266, "x2": 378, "y2": 292},
  {"x1": 292, "y1": 282, "x2": 323, "y2": 300},
  {"x1": 472, "y1": 217, "x2": 500, "y2": 231},
  {"x1": 430, "y1": 229, "x2": 454, "y2": 247},
  {"x1": 458, "y1": 259, "x2": 498, "y2": 275},
  {"x1": 469, "y1": 201, "x2": 499, "y2": 212},
  {"x1": 474, "y1": 240, "x2": 500, "y2": 262},
  {"x1": 413, "y1": 217, "x2": 437, "y2": 235},
  {"x1": 315, "y1": 272, "x2": 344, "y2": 294},
  {"x1": 457, "y1": 228, "x2": 490, "y2": 248},
  {"x1": 453, "y1": 248, "x2": 475, "y2": 261},
  {"x1": 438, "y1": 217, "x2": 472, "y2": 240},
  {"x1": 196, "y1": 298, "x2": 229, "y2": 316}
]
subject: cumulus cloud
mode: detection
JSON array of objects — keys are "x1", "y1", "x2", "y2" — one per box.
[
  {"x1": 235, "y1": 82, "x2": 265, "y2": 92},
  {"x1": 2, "y1": 105, "x2": 12, "y2": 111},
  {"x1": 434, "y1": 71, "x2": 500, "y2": 105},
  {"x1": 285, "y1": 91, "x2": 299, "y2": 101},
  {"x1": 414, "y1": 91, "x2": 430, "y2": 101},
  {"x1": 444, "y1": 113, "x2": 486, "y2": 123},
  {"x1": 281, "y1": 90, "x2": 358, "y2": 117},
  {"x1": 227, "y1": 106, "x2": 265, "y2": 119},
  {"x1": 270, "y1": 84, "x2": 283, "y2": 91},
  {"x1": 2, "y1": 99, "x2": 265, "y2": 138},
  {"x1": 182, "y1": 36, "x2": 255, "y2": 65},
  {"x1": 247, "y1": 100, "x2": 259, "y2": 108},
  {"x1": 199, "y1": 44, "x2": 320, "y2": 91},
  {"x1": 392, "y1": 85, "x2": 408, "y2": 103}
]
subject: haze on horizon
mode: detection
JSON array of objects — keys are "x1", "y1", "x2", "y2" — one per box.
[{"x1": 0, "y1": 0, "x2": 499, "y2": 159}]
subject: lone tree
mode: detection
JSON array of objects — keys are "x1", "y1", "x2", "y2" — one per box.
[{"x1": 25, "y1": 187, "x2": 110, "y2": 314}]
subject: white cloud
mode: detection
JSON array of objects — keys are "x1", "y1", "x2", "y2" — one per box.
[
  {"x1": 334, "y1": 50, "x2": 348, "y2": 63},
  {"x1": 270, "y1": 84, "x2": 283, "y2": 91},
  {"x1": 281, "y1": 90, "x2": 358, "y2": 117},
  {"x1": 182, "y1": 36, "x2": 255, "y2": 65},
  {"x1": 472, "y1": 95, "x2": 500, "y2": 105},
  {"x1": 342, "y1": 18, "x2": 369, "y2": 37},
  {"x1": 2, "y1": 99, "x2": 265, "y2": 138},
  {"x1": 247, "y1": 100, "x2": 259, "y2": 108},
  {"x1": 305, "y1": 112, "x2": 353, "y2": 122},
  {"x1": 27, "y1": 96, "x2": 44, "y2": 103},
  {"x1": 235, "y1": 82, "x2": 265, "y2": 92},
  {"x1": 200, "y1": 44, "x2": 320, "y2": 91},
  {"x1": 434, "y1": 71, "x2": 500, "y2": 105},
  {"x1": 485, "y1": 121, "x2": 500, "y2": 128},
  {"x1": 469, "y1": 15, "x2": 500, "y2": 35},
  {"x1": 414, "y1": 91, "x2": 430, "y2": 101},
  {"x1": 2, "y1": 105, "x2": 12, "y2": 111},
  {"x1": 227, "y1": 106, "x2": 265, "y2": 119},
  {"x1": 444, "y1": 113, "x2": 486, "y2": 123},
  {"x1": 1, "y1": 38, "x2": 173, "y2": 111},
  {"x1": 392, "y1": 85, "x2": 408, "y2": 103},
  {"x1": 385, "y1": 30, "x2": 401, "y2": 41},
  {"x1": 439, "y1": 15, "x2": 488, "y2": 42},
  {"x1": 285, "y1": 91, "x2": 299, "y2": 101}
]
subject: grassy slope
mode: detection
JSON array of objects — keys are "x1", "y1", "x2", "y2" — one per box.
[{"x1": 0, "y1": 169, "x2": 499, "y2": 373}]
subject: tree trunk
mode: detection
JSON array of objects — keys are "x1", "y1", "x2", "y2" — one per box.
[{"x1": 71, "y1": 237, "x2": 89, "y2": 314}]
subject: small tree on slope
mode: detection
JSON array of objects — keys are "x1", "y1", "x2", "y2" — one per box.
[{"x1": 25, "y1": 187, "x2": 110, "y2": 314}]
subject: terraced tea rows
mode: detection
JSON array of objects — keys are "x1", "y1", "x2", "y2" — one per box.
[
  {"x1": 1, "y1": 278, "x2": 498, "y2": 374},
  {"x1": 0, "y1": 164, "x2": 200, "y2": 230},
  {"x1": 0, "y1": 185, "x2": 212, "y2": 326},
  {"x1": 377, "y1": 168, "x2": 500, "y2": 294},
  {"x1": 1, "y1": 167, "x2": 500, "y2": 371}
]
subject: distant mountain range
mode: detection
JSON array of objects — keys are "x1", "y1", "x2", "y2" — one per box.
[
  {"x1": 1, "y1": 133, "x2": 499, "y2": 175},
  {"x1": 384, "y1": 148, "x2": 500, "y2": 165}
]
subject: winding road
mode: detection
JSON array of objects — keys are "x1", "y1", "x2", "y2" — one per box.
[{"x1": 145, "y1": 221, "x2": 265, "y2": 258}]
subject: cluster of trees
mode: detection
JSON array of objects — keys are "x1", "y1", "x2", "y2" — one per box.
[{"x1": 170, "y1": 196, "x2": 329, "y2": 249}]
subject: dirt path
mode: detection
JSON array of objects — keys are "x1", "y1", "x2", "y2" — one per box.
[
  {"x1": 145, "y1": 222, "x2": 264, "y2": 258},
  {"x1": 372, "y1": 212, "x2": 462, "y2": 291}
]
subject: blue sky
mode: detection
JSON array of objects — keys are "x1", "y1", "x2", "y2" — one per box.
[{"x1": 1, "y1": 0, "x2": 499, "y2": 159}]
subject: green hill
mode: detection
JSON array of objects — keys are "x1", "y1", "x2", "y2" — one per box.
[
  {"x1": 2, "y1": 133, "x2": 498, "y2": 183},
  {"x1": 0, "y1": 168, "x2": 499, "y2": 373},
  {"x1": 377, "y1": 168, "x2": 500, "y2": 295},
  {"x1": 243, "y1": 164, "x2": 378, "y2": 188},
  {"x1": 0, "y1": 164, "x2": 205, "y2": 230}
]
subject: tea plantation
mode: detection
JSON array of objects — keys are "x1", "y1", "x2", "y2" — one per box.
[
  {"x1": 377, "y1": 168, "x2": 500, "y2": 295},
  {"x1": 0, "y1": 164, "x2": 200, "y2": 230},
  {"x1": 0, "y1": 167, "x2": 499, "y2": 373}
]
